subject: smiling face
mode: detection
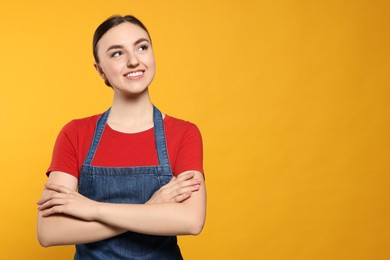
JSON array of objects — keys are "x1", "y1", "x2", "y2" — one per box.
[{"x1": 95, "y1": 22, "x2": 156, "y2": 97}]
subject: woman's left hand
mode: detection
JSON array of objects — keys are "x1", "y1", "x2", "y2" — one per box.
[
  {"x1": 37, "y1": 183, "x2": 99, "y2": 221},
  {"x1": 146, "y1": 171, "x2": 201, "y2": 204}
]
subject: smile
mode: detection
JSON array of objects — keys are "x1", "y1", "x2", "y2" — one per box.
[{"x1": 124, "y1": 71, "x2": 144, "y2": 79}]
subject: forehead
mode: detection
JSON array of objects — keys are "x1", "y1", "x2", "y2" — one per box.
[{"x1": 97, "y1": 22, "x2": 150, "y2": 50}]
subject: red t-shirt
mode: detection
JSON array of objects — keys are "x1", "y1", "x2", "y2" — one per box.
[{"x1": 47, "y1": 113, "x2": 203, "y2": 179}]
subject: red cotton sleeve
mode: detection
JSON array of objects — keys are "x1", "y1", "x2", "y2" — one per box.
[
  {"x1": 46, "y1": 121, "x2": 80, "y2": 178},
  {"x1": 173, "y1": 123, "x2": 204, "y2": 176}
]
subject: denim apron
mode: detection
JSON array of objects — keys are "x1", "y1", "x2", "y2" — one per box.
[{"x1": 74, "y1": 106, "x2": 183, "y2": 259}]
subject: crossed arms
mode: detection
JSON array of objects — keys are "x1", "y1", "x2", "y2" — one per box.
[{"x1": 37, "y1": 170, "x2": 206, "y2": 247}]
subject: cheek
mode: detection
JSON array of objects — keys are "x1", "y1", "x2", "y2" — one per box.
[
  {"x1": 144, "y1": 51, "x2": 156, "y2": 68},
  {"x1": 147, "y1": 56, "x2": 156, "y2": 70},
  {"x1": 100, "y1": 62, "x2": 122, "y2": 77}
]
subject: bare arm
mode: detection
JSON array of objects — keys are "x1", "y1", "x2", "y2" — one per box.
[
  {"x1": 38, "y1": 171, "x2": 206, "y2": 238},
  {"x1": 95, "y1": 171, "x2": 206, "y2": 236},
  {"x1": 37, "y1": 170, "x2": 202, "y2": 246},
  {"x1": 37, "y1": 171, "x2": 126, "y2": 247}
]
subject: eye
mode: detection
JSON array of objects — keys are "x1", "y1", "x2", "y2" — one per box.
[
  {"x1": 111, "y1": 51, "x2": 123, "y2": 58},
  {"x1": 137, "y1": 44, "x2": 149, "y2": 52}
]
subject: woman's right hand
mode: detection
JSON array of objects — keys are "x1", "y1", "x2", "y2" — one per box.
[{"x1": 147, "y1": 171, "x2": 201, "y2": 204}]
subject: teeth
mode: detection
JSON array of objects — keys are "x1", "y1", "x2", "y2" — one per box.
[{"x1": 126, "y1": 71, "x2": 143, "y2": 77}]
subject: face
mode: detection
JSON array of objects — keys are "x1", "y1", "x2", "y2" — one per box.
[{"x1": 95, "y1": 22, "x2": 155, "y2": 96}]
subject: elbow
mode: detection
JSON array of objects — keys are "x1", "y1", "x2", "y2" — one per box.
[
  {"x1": 37, "y1": 218, "x2": 57, "y2": 247},
  {"x1": 38, "y1": 230, "x2": 63, "y2": 247},
  {"x1": 186, "y1": 216, "x2": 205, "y2": 236},
  {"x1": 38, "y1": 240, "x2": 51, "y2": 248},
  {"x1": 37, "y1": 232, "x2": 54, "y2": 247},
  {"x1": 188, "y1": 223, "x2": 204, "y2": 236},
  {"x1": 38, "y1": 225, "x2": 65, "y2": 247}
]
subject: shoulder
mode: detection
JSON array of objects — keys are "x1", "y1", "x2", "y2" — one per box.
[
  {"x1": 58, "y1": 113, "x2": 103, "y2": 144},
  {"x1": 163, "y1": 115, "x2": 204, "y2": 175},
  {"x1": 164, "y1": 115, "x2": 202, "y2": 137},
  {"x1": 61, "y1": 114, "x2": 102, "y2": 134}
]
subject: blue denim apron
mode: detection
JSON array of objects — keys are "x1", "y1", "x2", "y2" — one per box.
[{"x1": 74, "y1": 106, "x2": 183, "y2": 259}]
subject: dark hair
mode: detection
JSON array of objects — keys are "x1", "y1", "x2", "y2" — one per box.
[{"x1": 93, "y1": 15, "x2": 151, "y2": 64}]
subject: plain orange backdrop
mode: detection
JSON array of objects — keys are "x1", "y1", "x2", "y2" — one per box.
[{"x1": 0, "y1": 0, "x2": 389, "y2": 259}]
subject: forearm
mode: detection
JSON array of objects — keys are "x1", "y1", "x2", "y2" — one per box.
[
  {"x1": 93, "y1": 172, "x2": 206, "y2": 236},
  {"x1": 95, "y1": 201, "x2": 204, "y2": 236},
  {"x1": 95, "y1": 173, "x2": 206, "y2": 236},
  {"x1": 38, "y1": 171, "x2": 206, "y2": 239},
  {"x1": 37, "y1": 211, "x2": 126, "y2": 247},
  {"x1": 37, "y1": 171, "x2": 125, "y2": 246}
]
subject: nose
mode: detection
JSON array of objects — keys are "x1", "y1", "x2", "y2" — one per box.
[{"x1": 127, "y1": 53, "x2": 139, "y2": 67}]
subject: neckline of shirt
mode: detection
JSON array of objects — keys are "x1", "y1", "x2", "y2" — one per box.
[{"x1": 104, "y1": 115, "x2": 170, "y2": 139}]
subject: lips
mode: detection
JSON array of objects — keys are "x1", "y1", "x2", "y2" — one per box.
[{"x1": 124, "y1": 70, "x2": 144, "y2": 79}]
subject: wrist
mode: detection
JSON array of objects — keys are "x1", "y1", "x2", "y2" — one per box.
[{"x1": 93, "y1": 202, "x2": 105, "y2": 222}]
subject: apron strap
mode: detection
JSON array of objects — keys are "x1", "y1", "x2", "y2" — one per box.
[
  {"x1": 153, "y1": 106, "x2": 171, "y2": 168},
  {"x1": 83, "y1": 108, "x2": 110, "y2": 166}
]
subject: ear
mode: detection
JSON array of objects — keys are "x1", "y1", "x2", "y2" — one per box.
[
  {"x1": 94, "y1": 63, "x2": 112, "y2": 87},
  {"x1": 94, "y1": 63, "x2": 106, "y2": 79}
]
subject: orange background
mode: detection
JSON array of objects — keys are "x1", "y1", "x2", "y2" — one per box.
[{"x1": 0, "y1": 0, "x2": 389, "y2": 259}]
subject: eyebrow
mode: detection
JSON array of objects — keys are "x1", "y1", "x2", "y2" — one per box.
[{"x1": 106, "y1": 38, "x2": 150, "y2": 52}]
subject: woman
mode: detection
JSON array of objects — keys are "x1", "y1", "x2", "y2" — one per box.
[{"x1": 37, "y1": 15, "x2": 206, "y2": 259}]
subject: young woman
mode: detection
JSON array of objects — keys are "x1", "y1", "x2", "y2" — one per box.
[{"x1": 37, "y1": 15, "x2": 206, "y2": 259}]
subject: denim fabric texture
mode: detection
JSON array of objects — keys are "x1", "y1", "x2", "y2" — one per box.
[{"x1": 75, "y1": 106, "x2": 183, "y2": 260}]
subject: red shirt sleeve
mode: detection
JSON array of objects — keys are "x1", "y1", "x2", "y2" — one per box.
[
  {"x1": 171, "y1": 122, "x2": 204, "y2": 176},
  {"x1": 47, "y1": 121, "x2": 79, "y2": 178}
]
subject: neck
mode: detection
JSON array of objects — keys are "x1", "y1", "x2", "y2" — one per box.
[{"x1": 107, "y1": 90, "x2": 154, "y2": 133}]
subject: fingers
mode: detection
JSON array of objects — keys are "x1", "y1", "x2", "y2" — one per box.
[
  {"x1": 37, "y1": 183, "x2": 74, "y2": 205},
  {"x1": 164, "y1": 172, "x2": 194, "y2": 188},
  {"x1": 37, "y1": 183, "x2": 77, "y2": 211},
  {"x1": 40, "y1": 204, "x2": 67, "y2": 217},
  {"x1": 45, "y1": 183, "x2": 72, "y2": 193},
  {"x1": 41, "y1": 207, "x2": 60, "y2": 217},
  {"x1": 176, "y1": 171, "x2": 196, "y2": 182},
  {"x1": 37, "y1": 189, "x2": 72, "y2": 211},
  {"x1": 38, "y1": 197, "x2": 67, "y2": 211},
  {"x1": 147, "y1": 177, "x2": 201, "y2": 204},
  {"x1": 172, "y1": 184, "x2": 200, "y2": 199},
  {"x1": 169, "y1": 174, "x2": 201, "y2": 190},
  {"x1": 173, "y1": 191, "x2": 192, "y2": 202},
  {"x1": 162, "y1": 182, "x2": 201, "y2": 202},
  {"x1": 156, "y1": 173, "x2": 201, "y2": 202},
  {"x1": 37, "y1": 183, "x2": 98, "y2": 220}
]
